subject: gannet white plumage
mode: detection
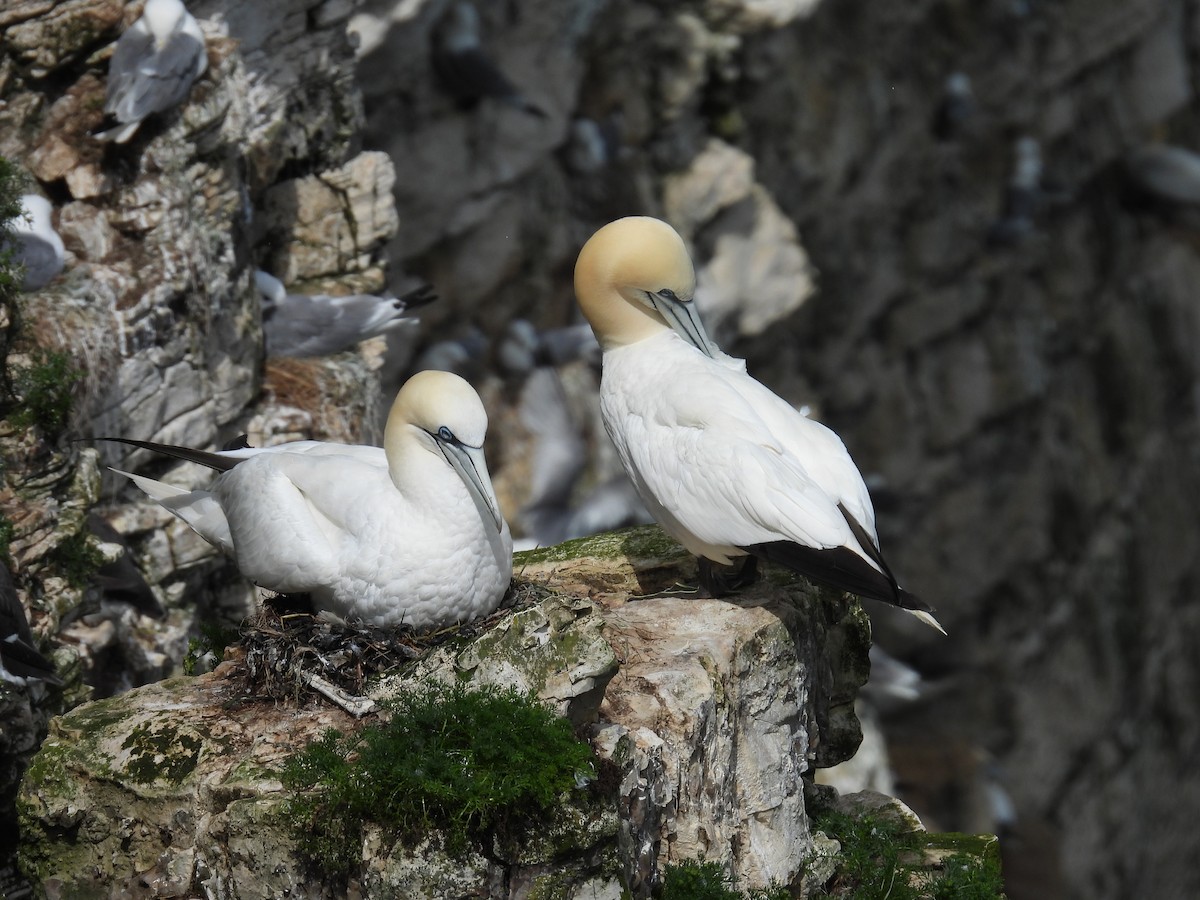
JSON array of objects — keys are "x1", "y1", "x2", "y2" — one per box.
[
  {"x1": 10, "y1": 195, "x2": 65, "y2": 292},
  {"x1": 254, "y1": 271, "x2": 436, "y2": 358},
  {"x1": 95, "y1": 0, "x2": 207, "y2": 144},
  {"x1": 573, "y1": 216, "x2": 943, "y2": 632},
  {"x1": 107, "y1": 370, "x2": 513, "y2": 629}
]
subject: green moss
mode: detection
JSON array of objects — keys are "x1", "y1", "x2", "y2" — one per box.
[
  {"x1": 0, "y1": 513, "x2": 13, "y2": 566},
  {"x1": 0, "y1": 156, "x2": 26, "y2": 303},
  {"x1": 660, "y1": 859, "x2": 789, "y2": 900},
  {"x1": 514, "y1": 525, "x2": 688, "y2": 567},
  {"x1": 810, "y1": 809, "x2": 1005, "y2": 899},
  {"x1": 281, "y1": 681, "x2": 596, "y2": 880},
  {"x1": 49, "y1": 529, "x2": 106, "y2": 588},
  {"x1": 9, "y1": 346, "x2": 82, "y2": 436},
  {"x1": 120, "y1": 721, "x2": 204, "y2": 785}
]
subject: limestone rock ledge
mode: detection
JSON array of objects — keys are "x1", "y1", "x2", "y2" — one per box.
[{"x1": 17, "y1": 526, "x2": 870, "y2": 898}]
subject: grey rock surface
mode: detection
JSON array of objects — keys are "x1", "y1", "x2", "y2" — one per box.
[{"x1": 17, "y1": 526, "x2": 869, "y2": 897}]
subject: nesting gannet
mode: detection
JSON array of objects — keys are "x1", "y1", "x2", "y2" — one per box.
[
  {"x1": 254, "y1": 271, "x2": 436, "y2": 358},
  {"x1": 95, "y1": 0, "x2": 207, "y2": 143},
  {"x1": 10, "y1": 195, "x2": 65, "y2": 292},
  {"x1": 107, "y1": 371, "x2": 512, "y2": 630},
  {"x1": 432, "y1": 2, "x2": 548, "y2": 119},
  {"x1": 1, "y1": 563, "x2": 61, "y2": 686},
  {"x1": 573, "y1": 217, "x2": 943, "y2": 632}
]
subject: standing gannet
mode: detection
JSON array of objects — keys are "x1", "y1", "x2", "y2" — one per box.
[
  {"x1": 254, "y1": 271, "x2": 436, "y2": 358},
  {"x1": 107, "y1": 371, "x2": 512, "y2": 629},
  {"x1": 10, "y1": 195, "x2": 65, "y2": 292},
  {"x1": 573, "y1": 216, "x2": 943, "y2": 632},
  {"x1": 95, "y1": 0, "x2": 207, "y2": 143}
]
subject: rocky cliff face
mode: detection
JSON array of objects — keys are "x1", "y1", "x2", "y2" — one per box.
[
  {"x1": 16, "y1": 529, "x2": 870, "y2": 897},
  {"x1": 3, "y1": 0, "x2": 1200, "y2": 898}
]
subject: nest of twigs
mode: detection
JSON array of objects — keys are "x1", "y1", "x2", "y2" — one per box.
[{"x1": 236, "y1": 579, "x2": 557, "y2": 706}]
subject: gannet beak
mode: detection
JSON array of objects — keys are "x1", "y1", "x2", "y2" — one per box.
[
  {"x1": 440, "y1": 441, "x2": 504, "y2": 532},
  {"x1": 647, "y1": 290, "x2": 720, "y2": 359}
]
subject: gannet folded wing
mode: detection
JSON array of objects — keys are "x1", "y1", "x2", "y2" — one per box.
[{"x1": 604, "y1": 366, "x2": 857, "y2": 559}]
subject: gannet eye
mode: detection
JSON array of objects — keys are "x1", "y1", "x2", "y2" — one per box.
[
  {"x1": 437, "y1": 426, "x2": 455, "y2": 442},
  {"x1": 656, "y1": 289, "x2": 680, "y2": 302}
]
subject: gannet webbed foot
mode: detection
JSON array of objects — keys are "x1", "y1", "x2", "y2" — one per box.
[{"x1": 696, "y1": 555, "x2": 759, "y2": 598}]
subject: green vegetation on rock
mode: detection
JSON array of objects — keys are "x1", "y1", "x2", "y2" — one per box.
[
  {"x1": 9, "y1": 346, "x2": 82, "y2": 436},
  {"x1": 811, "y1": 808, "x2": 1005, "y2": 899},
  {"x1": 281, "y1": 680, "x2": 597, "y2": 879},
  {"x1": 661, "y1": 859, "x2": 790, "y2": 900},
  {"x1": 48, "y1": 528, "x2": 106, "y2": 588},
  {"x1": 0, "y1": 155, "x2": 26, "y2": 301}
]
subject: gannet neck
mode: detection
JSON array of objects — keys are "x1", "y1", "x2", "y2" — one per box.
[
  {"x1": 383, "y1": 370, "x2": 503, "y2": 529},
  {"x1": 574, "y1": 216, "x2": 720, "y2": 357}
]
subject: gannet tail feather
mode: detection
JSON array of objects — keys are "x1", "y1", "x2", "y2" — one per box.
[
  {"x1": 110, "y1": 468, "x2": 234, "y2": 554},
  {"x1": 97, "y1": 437, "x2": 242, "y2": 472},
  {"x1": 744, "y1": 541, "x2": 945, "y2": 633}
]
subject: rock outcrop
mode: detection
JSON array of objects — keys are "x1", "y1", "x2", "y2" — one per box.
[{"x1": 17, "y1": 527, "x2": 870, "y2": 897}]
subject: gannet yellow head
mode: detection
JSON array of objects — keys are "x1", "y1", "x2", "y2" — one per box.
[
  {"x1": 574, "y1": 216, "x2": 720, "y2": 357},
  {"x1": 385, "y1": 370, "x2": 503, "y2": 531}
]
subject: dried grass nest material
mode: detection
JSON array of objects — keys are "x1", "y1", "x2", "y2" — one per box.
[{"x1": 235, "y1": 579, "x2": 555, "y2": 704}]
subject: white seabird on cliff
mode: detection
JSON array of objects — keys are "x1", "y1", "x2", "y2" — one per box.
[
  {"x1": 95, "y1": 0, "x2": 207, "y2": 143},
  {"x1": 254, "y1": 271, "x2": 436, "y2": 358},
  {"x1": 106, "y1": 371, "x2": 513, "y2": 630},
  {"x1": 573, "y1": 216, "x2": 943, "y2": 632},
  {"x1": 9, "y1": 195, "x2": 65, "y2": 292}
]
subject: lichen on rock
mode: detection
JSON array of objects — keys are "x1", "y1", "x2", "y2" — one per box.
[{"x1": 16, "y1": 524, "x2": 876, "y2": 897}]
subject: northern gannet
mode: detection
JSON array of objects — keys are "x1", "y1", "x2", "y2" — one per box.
[
  {"x1": 107, "y1": 371, "x2": 512, "y2": 630},
  {"x1": 573, "y1": 216, "x2": 943, "y2": 632},
  {"x1": 95, "y1": 0, "x2": 207, "y2": 143},
  {"x1": 10, "y1": 195, "x2": 65, "y2": 292},
  {"x1": 254, "y1": 271, "x2": 436, "y2": 358}
]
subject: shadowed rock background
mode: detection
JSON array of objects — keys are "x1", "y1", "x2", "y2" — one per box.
[{"x1": 2, "y1": 0, "x2": 1199, "y2": 898}]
